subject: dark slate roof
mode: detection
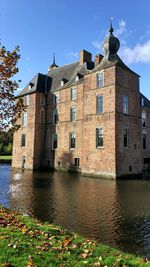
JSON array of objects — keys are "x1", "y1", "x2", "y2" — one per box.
[
  {"x1": 17, "y1": 73, "x2": 51, "y2": 97},
  {"x1": 47, "y1": 61, "x2": 91, "y2": 91},
  {"x1": 140, "y1": 93, "x2": 150, "y2": 108},
  {"x1": 94, "y1": 54, "x2": 139, "y2": 76}
]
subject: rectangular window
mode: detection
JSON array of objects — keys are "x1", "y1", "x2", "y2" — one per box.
[
  {"x1": 22, "y1": 112, "x2": 27, "y2": 126},
  {"x1": 140, "y1": 97, "x2": 144, "y2": 106},
  {"x1": 70, "y1": 106, "x2": 77, "y2": 121},
  {"x1": 123, "y1": 128, "x2": 128, "y2": 148},
  {"x1": 75, "y1": 158, "x2": 80, "y2": 167},
  {"x1": 143, "y1": 134, "x2": 146, "y2": 150},
  {"x1": 123, "y1": 95, "x2": 128, "y2": 114},
  {"x1": 71, "y1": 87, "x2": 77, "y2": 100},
  {"x1": 70, "y1": 132, "x2": 76, "y2": 149},
  {"x1": 96, "y1": 128, "x2": 103, "y2": 147},
  {"x1": 25, "y1": 95, "x2": 29, "y2": 106},
  {"x1": 97, "y1": 72, "x2": 104, "y2": 88},
  {"x1": 53, "y1": 93, "x2": 59, "y2": 104},
  {"x1": 21, "y1": 134, "x2": 26, "y2": 147},
  {"x1": 97, "y1": 95, "x2": 103, "y2": 113},
  {"x1": 53, "y1": 109, "x2": 58, "y2": 124},
  {"x1": 52, "y1": 133, "x2": 57, "y2": 149}
]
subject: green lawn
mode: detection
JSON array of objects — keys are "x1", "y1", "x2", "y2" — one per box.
[
  {"x1": 0, "y1": 206, "x2": 150, "y2": 267},
  {"x1": 0, "y1": 155, "x2": 12, "y2": 160}
]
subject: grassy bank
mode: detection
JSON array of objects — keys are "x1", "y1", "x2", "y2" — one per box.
[
  {"x1": 0, "y1": 155, "x2": 12, "y2": 160},
  {"x1": 0, "y1": 207, "x2": 149, "y2": 267}
]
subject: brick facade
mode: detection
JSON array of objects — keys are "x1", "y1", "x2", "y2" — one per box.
[{"x1": 12, "y1": 26, "x2": 150, "y2": 178}]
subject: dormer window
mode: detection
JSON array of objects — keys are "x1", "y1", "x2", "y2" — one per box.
[
  {"x1": 76, "y1": 73, "x2": 82, "y2": 81},
  {"x1": 29, "y1": 82, "x2": 34, "y2": 90},
  {"x1": 76, "y1": 75, "x2": 79, "y2": 81},
  {"x1": 61, "y1": 78, "x2": 68, "y2": 86}
]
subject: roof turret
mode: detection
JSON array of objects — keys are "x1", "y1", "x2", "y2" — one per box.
[
  {"x1": 102, "y1": 21, "x2": 120, "y2": 56},
  {"x1": 48, "y1": 53, "x2": 58, "y2": 71}
]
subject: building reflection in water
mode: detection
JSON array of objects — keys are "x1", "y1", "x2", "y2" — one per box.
[{"x1": 2, "y1": 165, "x2": 150, "y2": 259}]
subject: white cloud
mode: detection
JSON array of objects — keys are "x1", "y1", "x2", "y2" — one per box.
[
  {"x1": 120, "y1": 40, "x2": 150, "y2": 65},
  {"x1": 67, "y1": 52, "x2": 78, "y2": 59},
  {"x1": 115, "y1": 19, "x2": 126, "y2": 37}
]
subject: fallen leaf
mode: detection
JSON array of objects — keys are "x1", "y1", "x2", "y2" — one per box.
[
  {"x1": 22, "y1": 226, "x2": 27, "y2": 234},
  {"x1": 81, "y1": 253, "x2": 88, "y2": 259}
]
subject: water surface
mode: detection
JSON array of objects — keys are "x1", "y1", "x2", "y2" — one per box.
[{"x1": 1, "y1": 164, "x2": 150, "y2": 258}]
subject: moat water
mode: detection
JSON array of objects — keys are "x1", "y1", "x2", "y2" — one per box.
[{"x1": 1, "y1": 163, "x2": 150, "y2": 258}]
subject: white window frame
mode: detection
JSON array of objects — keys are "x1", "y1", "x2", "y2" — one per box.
[
  {"x1": 71, "y1": 87, "x2": 77, "y2": 100},
  {"x1": 97, "y1": 95, "x2": 103, "y2": 114},
  {"x1": 123, "y1": 95, "x2": 128, "y2": 114},
  {"x1": 53, "y1": 109, "x2": 58, "y2": 124},
  {"x1": 70, "y1": 106, "x2": 77, "y2": 121},
  {"x1": 25, "y1": 95, "x2": 30, "y2": 106},
  {"x1": 70, "y1": 132, "x2": 76, "y2": 149},
  {"x1": 96, "y1": 128, "x2": 103, "y2": 148},
  {"x1": 97, "y1": 71, "x2": 104, "y2": 88},
  {"x1": 123, "y1": 128, "x2": 128, "y2": 148},
  {"x1": 22, "y1": 112, "x2": 27, "y2": 127}
]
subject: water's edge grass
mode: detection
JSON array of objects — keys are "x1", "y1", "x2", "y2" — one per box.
[
  {"x1": 0, "y1": 206, "x2": 149, "y2": 267},
  {"x1": 0, "y1": 155, "x2": 12, "y2": 163}
]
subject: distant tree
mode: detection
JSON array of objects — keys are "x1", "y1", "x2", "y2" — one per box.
[
  {"x1": 0, "y1": 44, "x2": 25, "y2": 130},
  {"x1": 4, "y1": 143, "x2": 12, "y2": 155},
  {"x1": 0, "y1": 130, "x2": 13, "y2": 155},
  {"x1": 0, "y1": 143, "x2": 4, "y2": 154}
]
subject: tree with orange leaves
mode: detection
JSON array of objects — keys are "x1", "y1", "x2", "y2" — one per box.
[{"x1": 0, "y1": 44, "x2": 24, "y2": 130}]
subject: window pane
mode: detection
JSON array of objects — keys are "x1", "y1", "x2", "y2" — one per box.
[
  {"x1": 53, "y1": 109, "x2": 58, "y2": 124},
  {"x1": 75, "y1": 158, "x2": 80, "y2": 166},
  {"x1": 97, "y1": 96, "x2": 103, "y2": 113},
  {"x1": 22, "y1": 112, "x2": 27, "y2": 126},
  {"x1": 123, "y1": 95, "x2": 128, "y2": 114},
  {"x1": 53, "y1": 133, "x2": 57, "y2": 149},
  {"x1": 97, "y1": 72, "x2": 104, "y2": 88},
  {"x1": 71, "y1": 107, "x2": 77, "y2": 121},
  {"x1": 96, "y1": 128, "x2": 103, "y2": 147},
  {"x1": 53, "y1": 93, "x2": 59, "y2": 104},
  {"x1": 123, "y1": 129, "x2": 128, "y2": 148},
  {"x1": 70, "y1": 133, "x2": 76, "y2": 148},
  {"x1": 143, "y1": 134, "x2": 146, "y2": 150},
  {"x1": 71, "y1": 87, "x2": 77, "y2": 100},
  {"x1": 25, "y1": 95, "x2": 29, "y2": 106},
  {"x1": 21, "y1": 134, "x2": 26, "y2": 147}
]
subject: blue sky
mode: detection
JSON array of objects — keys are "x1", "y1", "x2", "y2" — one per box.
[{"x1": 1, "y1": 0, "x2": 150, "y2": 98}]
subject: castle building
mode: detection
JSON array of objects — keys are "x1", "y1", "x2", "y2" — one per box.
[{"x1": 12, "y1": 24, "x2": 150, "y2": 178}]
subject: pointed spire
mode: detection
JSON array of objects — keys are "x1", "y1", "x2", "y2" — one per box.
[
  {"x1": 53, "y1": 52, "x2": 56, "y2": 65},
  {"x1": 109, "y1": 17, "x2": 114, "y2": 34},
  {"x1": 48, "y1": 52, "x2": 58, "y2": 71}
]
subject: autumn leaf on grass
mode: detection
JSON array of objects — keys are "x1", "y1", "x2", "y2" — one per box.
[
  {"x1": 26, "y1": 255, "x2": 37, "y2": 267},
  {"x1": 63, "y1": 238, "x2": 72, "y2": 247},
  {"x1": 22, "y1": 226, "x2": 28, "y2": 234},
  {"x1": 81, "y1": 253, "x2": 88, "y2": 259}
]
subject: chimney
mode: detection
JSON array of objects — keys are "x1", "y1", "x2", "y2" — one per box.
[
  {"x1": 94, "y1": 54, "x2": 103, "y2": 67},
  {"x1": 80, "y1": 50, "x2": 92, "y2": 65}
]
